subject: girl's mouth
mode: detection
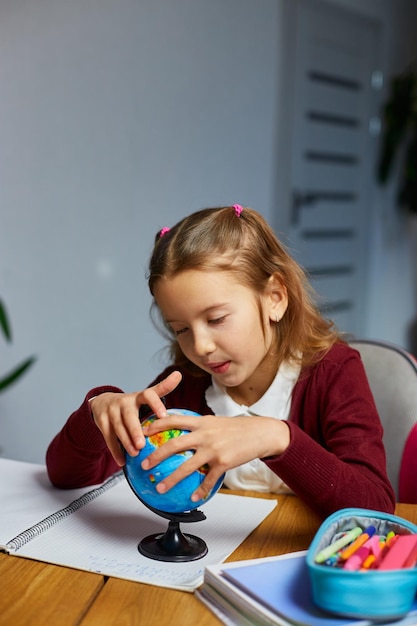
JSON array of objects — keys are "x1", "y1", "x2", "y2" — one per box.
[{"x1": 207, "y1": 361, "x2": 230, "y2": 374}]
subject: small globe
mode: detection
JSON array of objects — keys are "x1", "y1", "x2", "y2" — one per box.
[{"x1": 124, "y1": 409, "x2": 224, "y2": 514}]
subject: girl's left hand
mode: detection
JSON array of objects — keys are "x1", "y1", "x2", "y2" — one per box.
[{"x1": 140, "y1": 413, "x2": 290, "y2": 502}]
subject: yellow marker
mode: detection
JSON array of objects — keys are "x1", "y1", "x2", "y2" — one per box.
[{"x1": 314, "y1": 527, "x2": 362, "y2": 564}]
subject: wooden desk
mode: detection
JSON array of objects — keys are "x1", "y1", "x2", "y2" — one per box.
[{"x1": 1, "y1": 494, "x2": 416, "y2": 626}]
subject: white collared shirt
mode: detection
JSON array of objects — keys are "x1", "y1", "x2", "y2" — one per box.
[{"x1": 205, "y1": 361, "x2": 300, "y2": 493}]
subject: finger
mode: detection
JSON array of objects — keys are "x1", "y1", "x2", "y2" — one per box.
[
  {"x1": 100, "y1": 401, "x2": 143, "y2": 457},
  {"x1": 154, "y1": 455, "x2": 204, "y2": 494},
  {"x1": 120, "y1": 404, "x2": 146, "y2": 450},
  {"x1": 139, "y1": 371, "x2": 182, "y2": 418},
  {"x1": 141, "y1": 429, "x2": 196, "y2": 470},
  {"x1": 115, "y1": 421, "x2": 142, "y2": 458},
  {"x1": 155, "y1": 459, "x2": 224, "y2": 503},
  {"x1": 191, "y1": 472, "x2": 225, "y2": 503},
  {"x1": 142, "y1": 415, "x2": 198, "y2": 437},
  {"x1": 103, "y1": 430, "x2": 126, "y2": 467},
  {"x1": 153, "y1": 370, "x2": 182, "y2": 396}
]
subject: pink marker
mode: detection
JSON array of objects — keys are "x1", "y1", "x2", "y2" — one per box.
[{"x1": 343, "y1": 535, "x2": 382, "y2": 571}]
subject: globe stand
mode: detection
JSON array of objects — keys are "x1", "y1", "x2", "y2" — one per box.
[
  {"x1": 124, "y1": 468, "x2": 208, "y2": 562},
  {"x1": 138, "y1": 507, "x2": 208, "y2": 562}
]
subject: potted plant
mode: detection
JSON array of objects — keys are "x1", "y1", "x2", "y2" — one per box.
[
  {"x1": 377, "y1": 66, "x2": 417, "y2": 213},
  {"x1": 0, "y1": 298, "x2": 36, "y2": 392},
  {"x1": 377, "y1": 66, "x2": 417, "y2": 354}
]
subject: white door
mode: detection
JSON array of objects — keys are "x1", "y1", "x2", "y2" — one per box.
[{"x1": 286, "y1": 0, "x2": 382, "y2": 336}]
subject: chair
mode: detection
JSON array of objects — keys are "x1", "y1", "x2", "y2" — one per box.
[{"x1": 349, "y1": 339, "x2": 417, "y2": 503}]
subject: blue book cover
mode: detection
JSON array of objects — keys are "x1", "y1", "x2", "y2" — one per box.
[{"x1": 221, "y1": 553, "x2": 417, "y2": 626}]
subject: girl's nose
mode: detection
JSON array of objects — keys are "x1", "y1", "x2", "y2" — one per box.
[{"x1": 193, "y1": 330, "x2": 215, "y2": 356}]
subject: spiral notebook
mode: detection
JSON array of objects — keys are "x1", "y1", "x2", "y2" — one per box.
[{"x1": 0, "y1": 457, "x2": 277, "y2": 591}]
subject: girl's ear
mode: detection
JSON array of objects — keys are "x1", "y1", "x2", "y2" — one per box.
[{"x1": 266, "y1": 273, "x2": 288, "y2": 323}]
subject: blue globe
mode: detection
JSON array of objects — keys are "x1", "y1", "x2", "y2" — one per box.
[{"x1": 124, "y1": 409, "x2": 224, "y2": 514}]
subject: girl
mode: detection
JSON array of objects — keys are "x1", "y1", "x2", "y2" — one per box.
[{"x1": 46, "y1": 205, "x2": 395, "y2": 518}]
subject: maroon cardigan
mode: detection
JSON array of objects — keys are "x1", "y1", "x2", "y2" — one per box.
[{"x1": 46, "y1": 343, "x2": 395, "y2": 518}]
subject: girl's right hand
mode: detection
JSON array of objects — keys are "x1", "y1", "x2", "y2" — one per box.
[{"x1": 89, "y1": 370, "x2": 182, "y2": 466}]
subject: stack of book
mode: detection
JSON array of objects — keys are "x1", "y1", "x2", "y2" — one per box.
[{"x1": 196, "y1": 551, "x2": 417, "y2": 626}]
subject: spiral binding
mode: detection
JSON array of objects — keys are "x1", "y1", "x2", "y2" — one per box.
[{"x1": 6, "y1": 471, "x2": 124, "y2": 552}]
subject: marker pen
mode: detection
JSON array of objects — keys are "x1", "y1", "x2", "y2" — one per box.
[
  {"x1": 315, "y1": 526, "x2": 362, "y2": 564},
  {"x1": 343, "y1": 535, "x2": 381, "y2": 570},
  {"x1": 340, "y1": 525, "x2": 376, "y2": 561}
]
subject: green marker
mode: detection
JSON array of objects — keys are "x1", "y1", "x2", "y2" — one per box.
[{"x1": 315, "y1": 526, "x2": 363, "y2": 564}]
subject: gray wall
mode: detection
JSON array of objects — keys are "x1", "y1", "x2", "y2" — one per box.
[
  {"x1": 1, "y1": 0, "x2": 416, "y2": 464},
  {"x1": 0, "y1": 0, "x2": 283, "y2": 462}
]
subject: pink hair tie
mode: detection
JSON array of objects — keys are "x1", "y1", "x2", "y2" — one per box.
[
  {"x1": 159, "y1": 227, "x2": 171, "y2": 237},
  {"x1": 232, "y1": 204, "x2": 243, "y2": 217}
]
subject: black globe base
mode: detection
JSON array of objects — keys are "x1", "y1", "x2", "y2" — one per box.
[
  {"x1": 138, "y1": 519, "x2": 208, "y2": 562},
  {"x1": 123, "y1": 464, "x2": 209, "y2": 562}
]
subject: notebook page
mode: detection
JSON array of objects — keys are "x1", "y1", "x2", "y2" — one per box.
[
  {"x1": 0, "y1": 458, "x2": 96, "y2": 547},
  {"x1": 13, "y1": 478, "x2": 277, "y2": 591}
]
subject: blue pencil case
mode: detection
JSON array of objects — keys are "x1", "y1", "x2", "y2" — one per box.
[{"x1": 306, "y1": 507, "x2": 417, "y2": 620}]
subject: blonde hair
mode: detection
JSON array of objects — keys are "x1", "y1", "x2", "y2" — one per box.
[{"x1": 148, "y1": 206, "x2": 341, "y2": 373}]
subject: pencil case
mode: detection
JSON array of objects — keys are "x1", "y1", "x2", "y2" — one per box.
[{"x1": 306, "y1": 507, "x2": 417, "y2": 620}]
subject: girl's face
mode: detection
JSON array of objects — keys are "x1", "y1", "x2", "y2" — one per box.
[{"x1": 153, "y1": 269, "x2": 288, "y2": 406}]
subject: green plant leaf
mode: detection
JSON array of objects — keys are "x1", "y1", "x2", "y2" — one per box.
[
  {"x1": 0, "y1": 298, "x2": 12, "y2": 342},
  {"x1": 0, "y1": 356, "x2": 37, "y2": 392},
  {"x1": 377, "y1": 70, "x2": 417, "y2": 184},
  {"x1": 398, "y1": 126, "x2": 417, "y2": 213}
]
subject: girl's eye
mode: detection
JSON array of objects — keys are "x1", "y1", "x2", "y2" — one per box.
[
  {"x1": 209, "y1": 316, "x2": 226, "y2": 325},
  {"x1": 174, "y1": 327, "x2": 188, "y2": 337}
]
